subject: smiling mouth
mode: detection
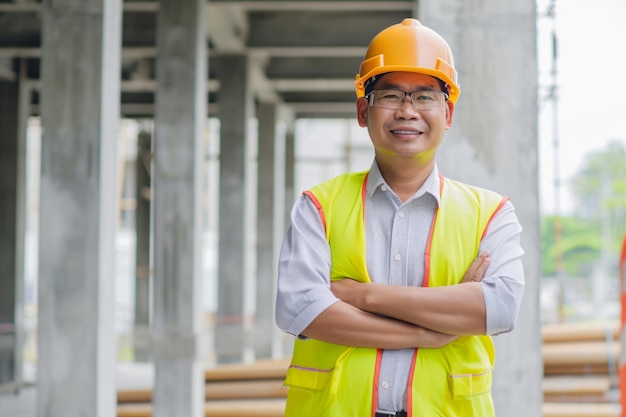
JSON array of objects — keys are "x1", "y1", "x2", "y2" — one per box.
[{"x1": 391, "y1": 129, "x2": 421, "y2": 135}]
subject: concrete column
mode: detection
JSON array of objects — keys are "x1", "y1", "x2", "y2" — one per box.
[
  {"x1": 276, "y1": 115, "x2": 296, "y2": 359},
  {"x1": 284, "y1": 119, "x2": 296, "y2": 231},
  {"x1": 151, "y1": 0, "x2": 206, "y2": 416},
  {"x1": 0, "y1": 60, "x2": 31, "y2": 394},
  {"x1": 38, "y1": 0, "x2": 121, "y2": 415},
  {"x1": 0, "y1": 78, "x2": 19, "y2": 389},
  {"x1": 419, "y1": 1, "x2": 542, "y2": 415},
  {"x1": 216, "y1": 54, "x2": 254, "y2": 363},
  {"x1": 133, "y1": 129, "x2": 151, "y2": 362},
  {"x1": 254, "y1": 103, "x2": 287, "y2": 359}
]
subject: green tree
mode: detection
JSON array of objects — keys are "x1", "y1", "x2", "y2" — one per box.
[
  {"x1": 541, "y1": 215, "x2": 601, "y2": 277},
  {"x1": 542, "y1": 139, "x2": 626, "y2": 276},
  {"x1": 570, "y1": 139, "x2": 626, "y2": 254}
]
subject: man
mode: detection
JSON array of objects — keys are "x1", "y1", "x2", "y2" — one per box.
[{"x1": 275, "y1": 18, "x2": 525, "y2": 416}]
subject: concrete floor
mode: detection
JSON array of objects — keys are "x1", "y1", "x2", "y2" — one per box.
[
  {"x1": 0, "y1": 362, "x2": 154, "y2": 417},
  {"x1": 0, "y1": 385, "x2": 36, "y2": 417}
]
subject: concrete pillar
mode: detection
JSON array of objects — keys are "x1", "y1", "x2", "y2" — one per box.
[
  {"x1": 276, "y1": 115, "x2": 296, "y2": 359},
  {"x1": 0, "y1": 78, "x2": 19, "y2": 389},
  {"x1": 38, "y1": 0, "x2": 121, "y2": 415},
  {"x1": 216, "y1": 54, "x2": 254, "y2": 363},
  {"x1": 419, "y1": 1, "x2": 542, "y2": 415},
  {"x1": 284, "y1": 120, "x2": 296, "y2": 231},
  {"x1": 133, "y1": 129, "x2": 151, "y2": 362},
  {"x1": 151, "y1": 0, "x2": 206, "y2": 416},
  {"x1": 0, "y1": 59, "x2": 32, "y2": 394},
  {"x1": 254, "y1": 103, "x2": 288, "y2": 359}
]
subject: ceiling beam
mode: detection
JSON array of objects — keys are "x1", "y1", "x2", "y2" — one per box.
[
  {"x1": 272, "y1": 79, "x2": 354, "y2": 92},
  {"x1": 9, "y1": 75, "x2": 353, "y2": 94},
  {"x1": 120, "y1": 79, "x2": 220, "y2": 93},
  {"x1": 206, "y1": 4, "x2": 248, "y2": 52},
  {"x1": 0, "y1": 66, "x2": 15, "y2": 81},
  {"x1": 207, "y1": 4, "x2": 281, "y2": 102},
  {"x1": 0, "y1": 0, "x2": 380, "y2": 118},
  {"x1": 248, "y1": 47, "x2": 365, "y2": 58},
  {"x1": 0, "y1": 48, "x2": 41, "y2": 58},
  {"x1": 30, "y1": 98, "x2": 357, "y2": 119},
  {"x1": 0, "y1": 3, "x2": 40, "y2": 12},
  {"x1": 208, "y1": 1, "x2": 413, "y2": 11},
  {"x1": 0, "y1": 2, "x2": 159, "y2": 12},
  {"x1": 0, "y1": 1, "x2": 412, "y2": 12},
  {"x1": 0, "y1": 46, "x2": 366, "y2": 59},
  {"x1": 119, "y1": 77, "x2": 355, "y2": 93},
  {"x1": 290, "y1": 102, "x2": 356, "y2": 115},
  {"x1": 0, "y1": 46, "x2": 365, "y2": 59}
]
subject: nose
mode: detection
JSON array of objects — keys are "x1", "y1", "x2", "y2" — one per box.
[{"x1": 396, "y1": 95, "x2": 421, "y2": 119}]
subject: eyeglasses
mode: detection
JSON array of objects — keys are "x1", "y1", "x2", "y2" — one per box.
[{"x1": 366, "y1": 88, "x2": 448, "y2": 111}]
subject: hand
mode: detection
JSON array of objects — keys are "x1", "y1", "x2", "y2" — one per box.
[
  {"x1": 461, "y1": 251, "x2": 490, "y2": 283},
  {"x1": 417, "y1": 326, "x2": 459, "y2": 348},
  {"x1": 331, "y1": 278, "x2": 367, "y2": 309}
]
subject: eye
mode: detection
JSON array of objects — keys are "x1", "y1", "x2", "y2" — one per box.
[
  {"x1": 378, "y1": 90, "x2": 403, "y2": 101},
  {"x1": 413, "y1": 91, "x2": 437, "y2": 101}
]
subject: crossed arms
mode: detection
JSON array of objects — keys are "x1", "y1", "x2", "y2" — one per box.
[
  {"x1": 275, "y1": 194, "x2": 525, "y2": 351},
  {"x1": 301, "y1": 252, "x2": 491, "y2": 349}
]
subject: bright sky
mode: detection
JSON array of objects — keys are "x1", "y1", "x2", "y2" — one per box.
[{"x1": 537, "y1": 0, "x2": 626, "y2": 214}]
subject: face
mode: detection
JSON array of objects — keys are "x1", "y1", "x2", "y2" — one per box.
[{"x1": 356, "y1": 72, "x2": 454, "y2": 165}]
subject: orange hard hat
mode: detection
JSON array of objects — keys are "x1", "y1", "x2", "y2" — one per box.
[{"x1": 354, "y1": 18, "x2": 460, "y2": 103}]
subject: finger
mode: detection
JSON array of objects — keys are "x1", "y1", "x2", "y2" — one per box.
[
  {"x1": 471, "y1": 255, "x2": 490, "y2": 281},
  {"x1": 465, "y1": 252, "x2": 488, "y2": 278},
  {"x1": 476, "y1": 250, "x2": 490, "y2": 263},
  {"x1": 462, "y1": 251, "x2": 490, "y2": 283}
]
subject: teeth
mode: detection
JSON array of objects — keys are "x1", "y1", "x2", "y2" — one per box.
[{"x1": 393, "y1": 130, "x2": 419, "y2": 135}]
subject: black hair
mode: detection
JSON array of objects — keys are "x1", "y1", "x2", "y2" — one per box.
[
  {"x1": 364, "y1": 73, "x2": 387, "y2": 96},
  {"x1": 437, "y1": 78, "x2": 450, "y2": 97}
]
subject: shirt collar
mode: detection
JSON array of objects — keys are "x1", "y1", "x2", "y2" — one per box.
[{"x1": 366, "y1": 160, "x2": 441, "y2": 207}]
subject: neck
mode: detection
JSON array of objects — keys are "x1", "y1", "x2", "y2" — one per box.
[{"x1": 376, "y1": 158, "x2": 435, "y2": 203}]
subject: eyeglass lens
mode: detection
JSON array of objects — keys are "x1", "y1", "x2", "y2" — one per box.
[{"x1": 369, "y1": 89, "x2": 447, "y2": 110}]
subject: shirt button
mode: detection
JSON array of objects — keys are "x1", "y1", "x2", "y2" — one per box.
[
  {"x1": 381, "y1": 185, "x2": 387, "y2": 192},
  {"x1": 394, "y1": 254, "x2": 401, "y2": 261},
  {"x1": 398, "y1": 211, "x2": 405, "y2": 218},
  {"x1": 382, "y1": 381, "x2": 390, "y2": 389}
]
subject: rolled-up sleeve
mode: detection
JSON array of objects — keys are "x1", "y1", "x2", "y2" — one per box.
[
  {"x1": 480, "y1": 201, "x2": 525, "y2": 335},
  {"x1": 275, "y1": 195, "x2": 339, "y2": 336}
]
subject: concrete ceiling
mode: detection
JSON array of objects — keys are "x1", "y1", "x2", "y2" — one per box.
[{"x1": 0, "y1": 0, "x2": 416, "y2": 119}]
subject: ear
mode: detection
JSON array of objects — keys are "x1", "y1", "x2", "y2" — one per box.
[
  {"x1": 445, "y1": 100, "x2": 455, "y2": 130},
  {"x1": 356, "y1": 97, "x2": 368, "y2": 127}
]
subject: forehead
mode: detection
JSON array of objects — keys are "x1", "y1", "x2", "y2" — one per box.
[{"x1": 377, "y1": 72, "x2": 440, "y2": 90}]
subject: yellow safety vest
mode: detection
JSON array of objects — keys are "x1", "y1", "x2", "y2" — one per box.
[{"x1": 283, "y1": 170, "x2": 508, "y2": 417}]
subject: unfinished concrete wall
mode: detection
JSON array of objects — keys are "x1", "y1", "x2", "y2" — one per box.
[{"x1": 419, "y1": 1, "x2": 543, "y2": 415}]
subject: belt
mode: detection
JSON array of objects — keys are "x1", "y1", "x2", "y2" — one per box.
[{"x1": 375, "y1": 412, "x2": 408, "y2": 417}]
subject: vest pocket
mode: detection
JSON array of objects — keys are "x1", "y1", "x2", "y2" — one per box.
[
  {"x1": 284, "y1": 365, "x2": 333, "y2": 392},
  {"x1": 449, "y1": 368, "x2": 492, "y2": 398},
  {"x1": 283, "y1": 365, "x2": 336, "y2": 416}
]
